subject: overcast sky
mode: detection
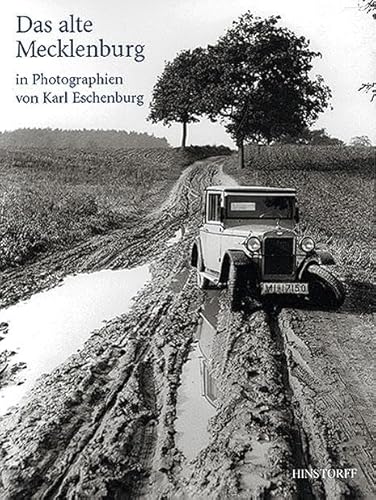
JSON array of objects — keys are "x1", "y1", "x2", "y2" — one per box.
[{"x1": 0, "y1": 0, "x2": 375, "y2": 146}]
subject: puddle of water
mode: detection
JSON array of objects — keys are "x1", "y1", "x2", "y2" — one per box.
[
  {"x1": 0, "y1": 264, "x2": 151, "y2": 415},
  {"x1": 166, "y1": 227, "x2": 183, "y2": 247},
  {"x1": 175, "y1": 340, "x2": 216, "y2": 463},
  {"x1": 175, "y1": 313, "x2": 218, "y2": 465},
  {"x1": 197, "y1": 315, "x2": 216, "y2": 361}
]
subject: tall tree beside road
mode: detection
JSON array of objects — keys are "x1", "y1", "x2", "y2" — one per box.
[
  {"x1": 202, "y1": 13, "x2": 331, "y2": 167},
  {"x1": 148, "y1": 48, "x2": 208, "y2": 148}
]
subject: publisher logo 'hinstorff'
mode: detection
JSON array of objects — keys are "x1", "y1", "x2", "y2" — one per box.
[{"x1": 292, "y1": 468, "x2": 358, "y2": 480}]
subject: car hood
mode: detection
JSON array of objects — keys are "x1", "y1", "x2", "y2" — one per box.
[{"x1": 223, "y1": 223, "x2": 295, "y2": 239}]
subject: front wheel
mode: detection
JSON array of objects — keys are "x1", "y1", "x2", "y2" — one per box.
[
  {"x1": 228, "y1": 262, "x2": 258, "y2": 311},
  {"x1": 304, "y1": 264, "x2": 345, "y2": 310},
  {"x1": 227, "y1": 260, "x2": 242, "y2": 311}
]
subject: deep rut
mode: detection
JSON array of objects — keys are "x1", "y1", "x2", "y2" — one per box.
[{"x1": 266, "y1": 311, "x2": 316, "y2": 499}]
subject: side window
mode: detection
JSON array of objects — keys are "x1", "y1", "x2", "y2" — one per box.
[{"x1": 207, "y1": 193, "x2": 221, "y2": 222}]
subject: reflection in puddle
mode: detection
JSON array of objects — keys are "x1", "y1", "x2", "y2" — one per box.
[
  {"x1": 175, "y1": 340, "x2": 216, "y2": 463},
  {"x1": 197, "y1": 313, "x2": 217, "y2": 362},
  {"x1": 200, "y1": 356, "x2": 217, "y2": 408},
  {"x1": 175, "y1": 310, "x2": 218, "y2": 464},
  {"x1": 0, "y1": 264, "x2": 151, "y2": 415},
  {"x1": 198, "y1": 314, "x2": 218, "y2": 408}
]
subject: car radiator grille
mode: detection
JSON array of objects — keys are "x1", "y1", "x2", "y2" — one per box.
[{"x1": 264, "y1": 237, "x2": 294, "y2": 275}]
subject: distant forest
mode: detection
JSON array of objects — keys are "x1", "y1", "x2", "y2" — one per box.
[{"x1": 0, "y1": 128, "x2": 170, "y2": 149}]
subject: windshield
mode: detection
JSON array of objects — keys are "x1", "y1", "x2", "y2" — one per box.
[{"x1": 226, "y1": 195, "x2": 294, "y2": 219}]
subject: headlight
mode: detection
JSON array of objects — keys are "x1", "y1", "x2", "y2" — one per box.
[
  {"x1": 300, "y1": 236, "x2": 315, "y2": 252},
  {"x1": 246, "y1": 236, "x2": 261, "y2": 252}
]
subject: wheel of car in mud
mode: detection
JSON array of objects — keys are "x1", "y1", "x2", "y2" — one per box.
[
  {"x1": 305, "y1": 264, "x2": 346, "y2": 309},
  {"x1": 226, "y1": 261, "x2": 261, "y2": 312},
  {"x1": 228, "y1": 261, "x2": 248, "y2": 311},
  {"x1": 197, "y1": 250, "x2": 209, "y2": 290}
]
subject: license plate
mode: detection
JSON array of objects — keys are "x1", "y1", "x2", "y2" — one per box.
[{"x1": 261, "y1": 282, "x2": 309, "y2": 295}]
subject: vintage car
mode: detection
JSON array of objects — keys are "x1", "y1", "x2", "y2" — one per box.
[{"x1": 191, "y1": 185, "x2": 345, "y2": 309}]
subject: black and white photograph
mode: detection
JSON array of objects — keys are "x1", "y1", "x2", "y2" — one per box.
[{"x1": 0, "y1": 0, "x2": 375, "y2": 498}]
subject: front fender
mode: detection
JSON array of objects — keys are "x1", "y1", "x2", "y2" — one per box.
[
  {"x1": 298, "y1": 250, "x2": 336, "y2": 280},
  {"x1": 219, "y1": 250, "x2": 259, "y2": 284}
]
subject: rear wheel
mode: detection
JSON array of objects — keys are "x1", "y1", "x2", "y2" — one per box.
[{"x1": 305, "y1": 264, "x2": 345, "y2": 310}]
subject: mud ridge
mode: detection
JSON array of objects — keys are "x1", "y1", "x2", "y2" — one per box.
[{"x1": 266, "y1": 311, "x2": 318, "y2": 499}]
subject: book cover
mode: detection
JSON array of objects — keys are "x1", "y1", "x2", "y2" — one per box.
[{"x1": 0, "y1": 1, "x2": 374, "y2": 498}]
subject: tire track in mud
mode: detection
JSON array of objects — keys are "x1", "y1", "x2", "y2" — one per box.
[
  {"x1": 173, "y1": 295, "x2": 316, "y2": 499},
  {"x1": 41, "y1": 338, "x2": 158, "y2": 499},
  {"x1": 0, "y1": 158, "x2": 217, "y2": 498},
  {"x1": 277, "y1": 308, "x2": 376, "y2": 499}
]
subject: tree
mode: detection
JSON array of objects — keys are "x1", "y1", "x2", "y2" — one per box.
[
  {"x1": 350, "y1": 135, "x2": 372, "y2": 146},
  {"x1": 148, "y1": 48, "x2": 208, "y2": 148},
  {"x1": 201, "y1": 13, "x2": 331, "y2": 167}
]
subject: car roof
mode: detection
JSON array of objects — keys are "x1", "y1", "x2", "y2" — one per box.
[{"x1": 206, "y1": 185, "x2": 296, "y2": 194}]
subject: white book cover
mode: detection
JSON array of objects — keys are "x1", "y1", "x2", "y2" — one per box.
[{"x1": 0, "y1": 1, "x2": 374, "y2": 498}]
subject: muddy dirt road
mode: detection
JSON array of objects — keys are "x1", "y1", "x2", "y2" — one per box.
[{"x1": 0, "y1": 156, "x2": 374, "y2": 499}]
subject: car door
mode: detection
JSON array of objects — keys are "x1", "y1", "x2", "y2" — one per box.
[{"x1": 200, "y1": 192, "x2": 222, "y2": 274}]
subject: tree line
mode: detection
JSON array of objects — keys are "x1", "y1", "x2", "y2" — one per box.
[{"x1": 0, "y1": 128, "x2": 170, "y2": 149}]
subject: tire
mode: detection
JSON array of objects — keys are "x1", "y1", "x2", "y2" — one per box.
[
  {"x1": 228, "y1": 260, "x2": 241, "y2": 310},
  {"x1": 305, "y1": 264, "x2": 345, "y2": 310},
  {"x1": 228, "y1": 261, "x2": 252, "y2": 311},
  {"x1": 223, "y1": 253, "x2": 259, "y2": 312},
  {"x1": 197, "y1": 248, "x2": 209, "y2": 290}
]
